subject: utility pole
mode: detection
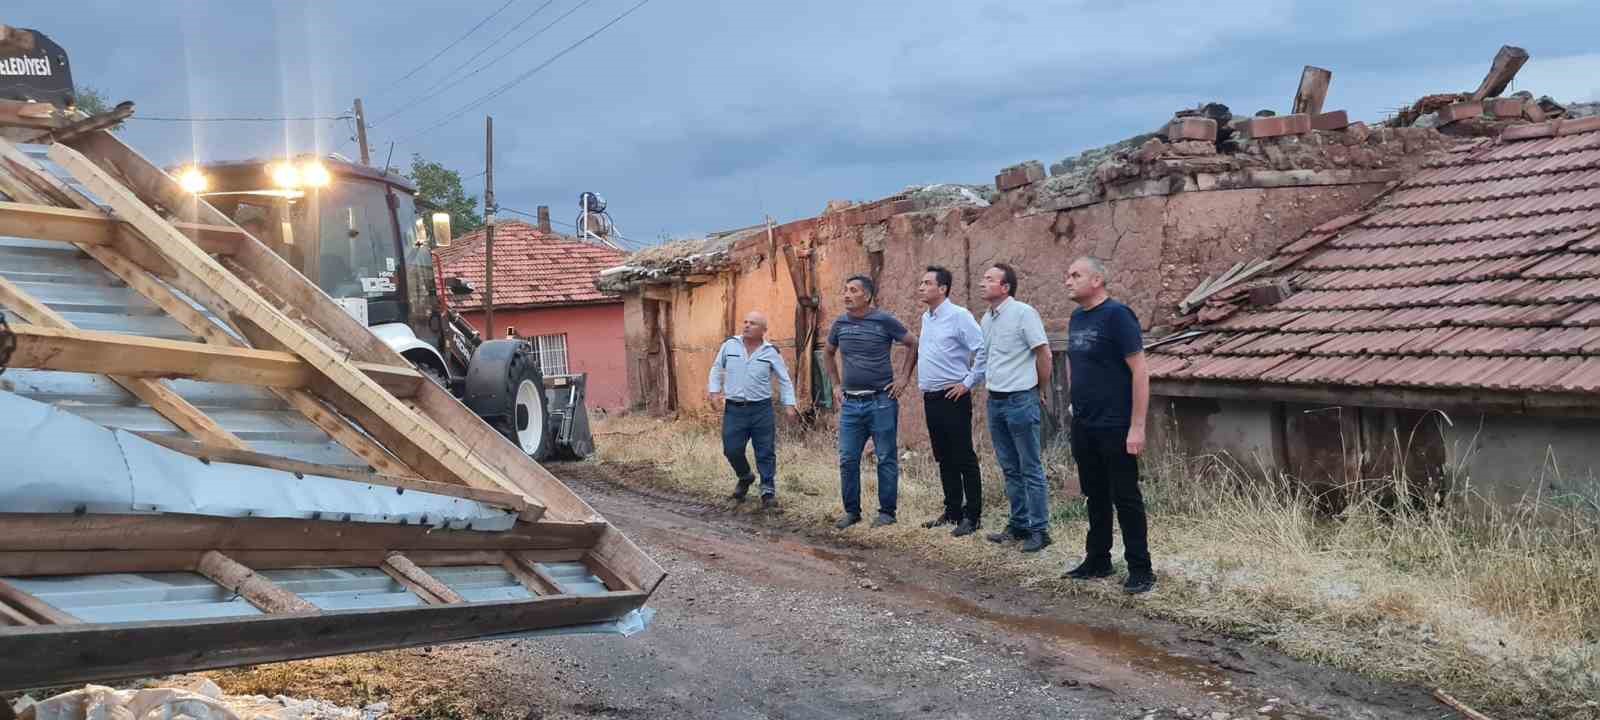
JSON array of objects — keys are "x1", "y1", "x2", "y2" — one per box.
[
  {"x1": 483, "y1": 115, "x2": 496, "y2": 336},
  {"x1": 353, "y1": 98, "x2": 371, "y2": 166}
]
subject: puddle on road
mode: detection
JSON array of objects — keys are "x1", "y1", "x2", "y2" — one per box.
[{"x1": 766, "y1": 536, "x2": 1328, "y2": 720}]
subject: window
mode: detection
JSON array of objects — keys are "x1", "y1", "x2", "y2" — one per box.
[{"x1": 535, "y1": 334, "x2": 569, "y2": 375}]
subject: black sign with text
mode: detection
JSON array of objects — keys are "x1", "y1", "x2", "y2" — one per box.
[{"x1": 0, "y1": 28, "x2": 74, "y2": 107}]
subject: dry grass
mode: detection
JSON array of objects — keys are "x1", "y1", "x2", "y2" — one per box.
[{"x1": 592, "y1": 412, "x2": 1600, "y2": 720}]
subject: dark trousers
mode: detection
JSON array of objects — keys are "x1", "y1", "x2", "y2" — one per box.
[
  {"x1": 1070, "y1": 423, "x2": 1151, "y2": 574},
  {"x1": 723, "y1": 401, "x2": 777, "y2": 497},
  {"x1": 923, "y1": 391, "x2": 982, "y2": 522}
]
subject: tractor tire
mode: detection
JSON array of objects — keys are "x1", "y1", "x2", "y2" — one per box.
[{"x1": 462, "y1": 340, "x2": 555, "y2": 461}]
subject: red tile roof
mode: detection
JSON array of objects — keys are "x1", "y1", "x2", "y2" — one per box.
[
  {"x1": 434, "y1": 221, "x2": 625, "y2": 310},
  {"x1": 1153, "y1": 118, "x2": 1600, "y2": 395}
]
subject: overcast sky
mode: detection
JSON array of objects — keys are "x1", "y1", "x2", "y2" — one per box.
[{"x1": 9, "y1": 1, "x2": 1600, "y2": 246}]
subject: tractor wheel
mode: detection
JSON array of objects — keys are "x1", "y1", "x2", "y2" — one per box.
[{"x1": 463, "y1": 340, "x2": 555, "y2": 461}]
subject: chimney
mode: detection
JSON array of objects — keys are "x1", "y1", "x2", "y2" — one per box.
[{"x1": 536, "y1": 205, "x2": 552, "y2": 234}]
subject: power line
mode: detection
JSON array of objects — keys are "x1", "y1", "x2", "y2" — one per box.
[
  {"x1": 501, "y1": 205, "x2": 649, "y2": 250},
  {"x1": 369, "y1": 0, "x2": 518, "y2": 97},
  {"x1": 130, "y1": 114, "x2": 353, "y2": 122},
  {"x1": 374, "y1": 0, "x2": 562, "y2": 125},
  {"x1": 395, "y1": 0, "x2": 654, "y2": 143}
]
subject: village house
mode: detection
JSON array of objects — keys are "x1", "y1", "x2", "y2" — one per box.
[{"x1": 438, "y1": 218, "x2": 628, "y2": 409}]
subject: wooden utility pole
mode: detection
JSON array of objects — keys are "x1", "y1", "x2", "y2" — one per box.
[
  {"x1": 483, "y1": 115, "x2": 496, "y2": 336},
  {"x1": 352, "y1": 98, "x2": 371, "y2": 166}
]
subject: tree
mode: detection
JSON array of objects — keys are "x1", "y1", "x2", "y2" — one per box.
[
  {"x1": 407, "y1": 154, "x2": 482, "y2": 238},
  {"x1": 73, "y1": 86, "x2": 124, "y2": 131}
]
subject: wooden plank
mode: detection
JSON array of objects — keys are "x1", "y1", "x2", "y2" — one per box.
[
  {"x1": 0, "y1": 100, "x2": 60, "y2": 130},
  {"x1": 525, "y1": 560, "x2": 571, "y2": 596},
  {"x1": 582, "y1": 553, "x2": 632, "y2": 592},
  {"x1": 51, "y1": 142, "x2": 534, "y2": 511},
  {"x1": 196, "y1": 550, "x2": 319, "y2": 615},
  {"x1": 502, "y1": 556, "x2": 558, "y2": 596},
  {"x1": 67, "y1": 130, "x2": 608, "y2": 523},
  {"x1": 0, "y1": 513, "x2": 602, "y2": 553},
  {"x1": 273, "y1": 390, "x2": 419, "y2": 479},
  {"x1": 0, "y1": 273, "x2": 251, "y2": 451},
  {"x1": 585, "y1": 525, "x2": 667, "y2": 597},
  {"x1": 0, "y1": 578, "x2": 79, "y2": 625},
  {"x1": 129, "y1": 432, "x2": 528, "y2": 511},
  {"x1": 0, "y1": 200, "x2": 114, "y2": 244},
  {"x1": 0, "y1": 599, "x2": 37, "y2": 626},
  {"x1": 382, "y1": 552, "x2": 465, "y2": 605},
  {"x1": 0, "y1": 549, "x2": 590, "y2": 577},
  {"x1": 1472, "y1": 45, "x2": 1530, "y2": 101},
  {"x1": 0, "y1": 590, "x2": 648, "y2": 692},
  {"x1": 1, "y1": 322, "x2": 422, "y2": 396},
  {"x1": 1292, "y1": 65, "x2": 1333, "y2": 115}
]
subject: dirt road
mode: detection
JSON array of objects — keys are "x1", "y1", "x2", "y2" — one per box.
[{"x1": 218, "y1": 461, "x2": 1445, "y2": 719}]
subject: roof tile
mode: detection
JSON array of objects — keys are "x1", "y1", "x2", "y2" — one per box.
[{"x1": 435, "y1": 221, "x2": 626, "y2": 309}]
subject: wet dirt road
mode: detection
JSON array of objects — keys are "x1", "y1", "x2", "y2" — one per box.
[{"x1": 488, "y1": 461, "x2": 1442, "y2": 720}]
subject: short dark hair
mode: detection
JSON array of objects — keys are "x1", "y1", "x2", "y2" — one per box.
[
  {"x1": 924, "y1": 265, "x2": 952, "y2": 296},
  {"x1": 991, "y1": 263, "x2": 1019, "y2": 299},
  {"x1": 846, "y1": 274, "x2": 876, "y2": 300}
]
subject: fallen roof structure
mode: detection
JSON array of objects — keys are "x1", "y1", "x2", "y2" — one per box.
[{"x1": 0, "y1": 101, "x2": 663, "y2": 691}]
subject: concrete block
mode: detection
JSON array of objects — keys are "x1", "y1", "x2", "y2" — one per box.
[
  {"x1": 1245, "y1": 113, "x2": 1311, "y2": 139},
  {"x1": 995, "y1": 160, "x2": 1045, "y2": 191},
  {"x1": 1311, "y1": 110, "x2": 1350, "y2": 131},
  {"x1": 1435, "y1": 101, "x2": 1483, "y2": 125},
  {"x1": 1167, "y1": 117, "x2": 1218, "y2": 142}
]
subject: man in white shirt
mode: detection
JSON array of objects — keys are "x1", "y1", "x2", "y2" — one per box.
[
  {"x1": 975, "y1": 263, "x2": 1054, "y2": 553},
  {"x1": 708, "y1": 311, "x2": 798, "y2": 510},
  {"x1": 915, "y1": 266, "x2": 986, "y2": 537}
]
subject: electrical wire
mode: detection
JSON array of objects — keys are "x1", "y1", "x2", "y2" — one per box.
[
  {"x1": 368, "y1": 0, "x2": 518, "y2": 97},
  {"x1": 393, "y1": 0, "x2": 654, "y2": 143},
  {"x1": 501, "y1": 205, "x2": 650, "y2": 250},
  {"x1": 372, "y1": 0, "x2": 563, "y2": 124},
  {"x1": 130, "y1": 114, "x2": 353, "y2": 122}
]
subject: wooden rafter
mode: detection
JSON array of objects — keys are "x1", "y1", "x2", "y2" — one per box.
[
  {"x1": 382, "y1": 552, "x2": 466, "y2": 605},
  {"x1": 196, "y1": 550, "x2": 319, "y2": 615},
  {"x1": 0, "y1": 578, "x2": 78, "y2": 625},
  {"x1": 48, "y1": 143, "x2": 540, "y2": 515},
  {"x1": 0, "y1": 548, "x2": 588, "y2": 577}
]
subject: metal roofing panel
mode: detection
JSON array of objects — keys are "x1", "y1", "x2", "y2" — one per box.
[
  {"x1": 260, "y1": 568, "x2": 427, "y2": 611},
  {"x1": 5, "y1": 573, "x2": 263, "y2": 624}
]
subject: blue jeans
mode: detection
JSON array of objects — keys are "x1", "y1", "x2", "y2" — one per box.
[
  {"x1": 839, "y1": 393, "x2": 899, "y2": 517},
  {"x1": 988, "y1": 388, "x2": 1048, "y2": 533},
  {"x1": 723, "y1": 402, "x2": 777, "y2": 496}
]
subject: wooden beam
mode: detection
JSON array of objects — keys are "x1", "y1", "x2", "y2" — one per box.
[
  {"x1": 502, "y1": 556, "x2": 559, "y2": 596},
  {"x1": 1472, "y1": 45, "x2": 1530, "y2": 101},
  {"x1": 1292, "y1": 66, "x2": 1333, "y2": 115},
  {"x1": 0, "y1": 200, "x2": 113, "y2": 244},
  {"x1": 130, "y1": 431, "x2": 528, "y2": 512},
  {"x1": 196, "y1": 550, "x2": 319, "y2": 615},
  {"x1": 582, "y1": 553, "x2": 633, "y2": 592},
  {"x1": 0, "y1": 513, "x2": 601, "y2": 553},
  {"x1": 49, "y1": 143, "x2": 535, "y2": 512},
  {"x1": 0, "y1": 578, "x2": 79, "y2": 625},
  {"x1": 512, "y1": 555, "x2": 573, "y2": 596},
  {"x1": 584, "y1": 526, "x2": 666, "y2": 597},
  {"x1": 1150, "y1": 378, "x2": 1600, "y2": 418},
  {"x1": 0, "y1": 548, "x2": 589, "y2": 577},
  {"x1": 0, "y1": 590, "x2": 647, "y2": 692},
  {"x1": 0, "y1": 274, "x2": 251, "y2": 451},
  {"x1": 1, "y1": 322, "x2": 422, "y2": 396},
  {"x1": 0, "y1": 100, "x2": 59, "y2": 130},
  {"x1": 381, "y1": 552, "x2": 465, "y2": 605},
  {"x1": 0, "y1": 598, "x2": 36, "y2": 626}
]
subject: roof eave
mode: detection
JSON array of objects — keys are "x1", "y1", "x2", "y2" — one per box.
[{"x1": 1152, "y1": 377, "x2": 1600, "y2": 418}]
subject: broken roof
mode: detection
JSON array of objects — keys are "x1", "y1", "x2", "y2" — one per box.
[
  {"x1": 437, "y1": 221, "x2": 625, "y2": 310},
  {"x1": 1150, "y1": 116, "x2": 1600, "y2": 398}
]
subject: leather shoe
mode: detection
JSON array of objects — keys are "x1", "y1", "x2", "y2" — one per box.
[
  {"x1": 986, "y1": 526, "x2": 1027, "y2": 544},
  {"x1": 921, "y1": 514, "x2": 957, "y2": 529},
  {"x1": 729, "y1": 476, "x2": 754, "y2": 501},
  {"x1": 951, "y1": 518, "x2": 980, "y2": 537},
  {"x1": 1020, "y1": 530, "x2": 1053, "y2": 553},
  {"x1": 834, "y1": 513, "x2": 861, "y2": 530},
  {"x1": 1062, "y1": 561, "x2": 1115, "y2": 580},
  {"x1": 761, "y1": 496, "x2": 777, "y2": 511},
  {"x1": 871, "y1": 513, "x2": 897, "y2": 528},
  {"x1": 1124, "y1": 572, "x2": 1156, "y2": 595}
]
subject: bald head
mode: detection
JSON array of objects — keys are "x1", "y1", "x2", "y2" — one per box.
[{"x1": 741, "y1": 311, "x2": 769, "y2": 343}]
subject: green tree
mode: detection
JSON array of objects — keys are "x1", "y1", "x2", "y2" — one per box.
[
  {"x1": 407, "y1": 154, "x2": 482, "y2": 238},
  {"x1": 73, "y1": 85, "x2": 124, "y2": 131}
]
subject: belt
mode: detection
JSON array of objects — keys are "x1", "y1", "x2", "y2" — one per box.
[
  {"x1": 988, "y1": 386, "x2": 1036, "y2": 399},
  {"x1": 725, "y1": 398, "x2": 768, "y2": 406},
  {"x1": 843, "y1": 390, "x2": 887, "y2": 399}
]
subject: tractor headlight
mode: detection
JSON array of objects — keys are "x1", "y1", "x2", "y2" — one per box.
[
  {"x1": 301, "y1": 161, "x2": 331, "y2": 188},
  {"x1": 177, "y1": 167, "x2": 209, "y2": 194},
  {"x1": 269, "y1": 162, "x2": 302, "y2": 189}
]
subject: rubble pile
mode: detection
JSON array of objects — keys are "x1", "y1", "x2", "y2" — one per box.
[{"x1": 9, "y1": 680, "x2": 386, "y2": 720}]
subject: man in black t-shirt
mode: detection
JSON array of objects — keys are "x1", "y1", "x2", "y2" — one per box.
[{"x1": 1060, "y1": 257, "x2": 1155, "y2": 595}]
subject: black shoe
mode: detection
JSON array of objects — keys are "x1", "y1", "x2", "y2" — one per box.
[
  {"x1": 834, "y1": 513, "x2": 862, "y2": 530},
  {"x1": 986, "y1": 526, "x2": 1027, "y2": 544},
  {"x1": 1124, "y1": 572, "x2": 1156, "y2": 595},
  {"x1": 951, "y1": 518, "x2": 980, "y2": 537},
  {"x1": 871, "y1": 513, "x2": 897, "y2": 528},
  {"x1": 921, "y1": 514, "x2": 957, "y2": 529},
  {"x1": 729, "y1": 476, "x2": 754, "y2": 501},
  {"x1": 1062, "y1": 561, "x2": 1115, "y2": 580},
  {"x1": 761, "y1": 496, "x2": 777, "y2": 511},
  {"x1": 1020, "y1": 531, "x2": 1053, "y2": 553}
]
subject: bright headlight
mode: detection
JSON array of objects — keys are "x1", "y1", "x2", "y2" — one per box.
[
  {"x1": 301, "y1": 161, "x2": 331, "y2": 187},
  {"x1": 269, "y1": 163, "x2": 302, "y2": 189},
  {"x1": 177, "y1": 167, "x2": 208, "y2": 194}
]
